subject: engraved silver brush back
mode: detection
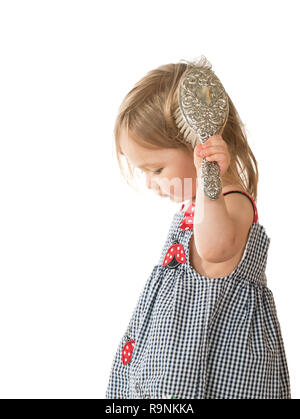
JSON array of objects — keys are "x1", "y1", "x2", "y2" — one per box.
[{"x1": 174, "y1": 56, "x2": 229, "y2": 200}]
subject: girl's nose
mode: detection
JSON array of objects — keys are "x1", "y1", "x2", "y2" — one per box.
[{"x1": 145, "y1": 173, "x2": 153, "y2": 189}]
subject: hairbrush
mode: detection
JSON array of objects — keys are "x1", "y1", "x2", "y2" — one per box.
[{"x1": 173, "y1": 55, "x2": 229, "y2": 200}]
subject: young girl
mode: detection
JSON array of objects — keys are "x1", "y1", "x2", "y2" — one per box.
[{"x1": 105, "y1": 60, "x2": 291, "y2": 399}]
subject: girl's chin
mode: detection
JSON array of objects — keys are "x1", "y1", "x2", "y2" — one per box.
[
  {"x1": 170, "y1": 194, "x2": 195, "y2": 203},
  {"x1": 170, "y1": 195, "x2": 183, "y2": 203}
]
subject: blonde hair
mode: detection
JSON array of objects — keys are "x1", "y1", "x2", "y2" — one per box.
[{"x1": 114, "y1": 59, "x2": 259, "y2": 202}]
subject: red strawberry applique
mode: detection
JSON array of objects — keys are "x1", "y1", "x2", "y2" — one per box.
[
  {"x1": 162, "y1": 240, "x2": 186, "y2": 269},
  {"x1": 122, "y1": 339, "x2": 135, "y2": 366}
]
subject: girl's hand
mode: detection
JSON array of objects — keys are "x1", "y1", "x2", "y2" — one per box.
[{"x1": 194, "y1": 134, "x2": 231, "y2": 177}]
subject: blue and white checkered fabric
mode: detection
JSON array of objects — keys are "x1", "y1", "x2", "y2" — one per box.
[{"x1": 105, "y1": 203, "x2": 291, "y2": 399}]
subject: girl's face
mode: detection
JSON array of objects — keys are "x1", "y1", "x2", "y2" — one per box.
[{"x1": 119, "y1": 130, "x2": 198, "y2": 203}]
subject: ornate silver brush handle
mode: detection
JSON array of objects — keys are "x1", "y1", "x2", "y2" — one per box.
[
  {"x1": 200, "y1": 154, "x2": 222, "y2": 200},
  {"x1": 174, "y1": 57, "x2": 229, "y2": 200}
]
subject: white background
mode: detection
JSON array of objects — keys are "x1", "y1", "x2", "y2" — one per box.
[{"x1": 0, "y1": 0, "x2": 299, "y2": 399}]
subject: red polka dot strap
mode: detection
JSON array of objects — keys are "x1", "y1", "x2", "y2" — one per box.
[{"x1": 223, "y1": 190, "x2": 258, "y2": 223}]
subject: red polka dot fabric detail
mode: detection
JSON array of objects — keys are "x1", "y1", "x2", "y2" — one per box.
[
  {"x1": 122, "y1": 340, "x2": 135, "y2": 366},
  {"x1": 179, "y1": 202, "x2": 195, "y2": 231}
]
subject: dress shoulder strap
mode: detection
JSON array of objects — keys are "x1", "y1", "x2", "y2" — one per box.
[{"x1": 223, "y1": 190, "x2": 258, "y2": 223}]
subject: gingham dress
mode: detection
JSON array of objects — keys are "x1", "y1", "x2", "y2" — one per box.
[{"x1": 105, "y1": 190, "x2": 291, "y2": 399}]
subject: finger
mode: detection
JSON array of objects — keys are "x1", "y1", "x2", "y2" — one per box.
[
  {"x1": 199, "y1": 140, "x2": 213, "y2": 150},
  {"x1": 203, "y1": 145, "x2": 224, "y2": 152},
  {"x1": 204, "y1": 154, "x2": 227, "y2": 175},
  {"x1": 194, "y1": 144, "x2": 204, "y2": 155},
  {"x1": 204, "y1": 152, "x2": 227, "y2": 161},
  {"x1": 203, "y1": 135, "x2": 223, "y2": 146},
  {"x1": 199, "y1": 145, "x2": 224, "y2": 156}
]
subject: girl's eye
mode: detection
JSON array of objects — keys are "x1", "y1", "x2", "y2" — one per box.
[{"x1": 153, "y1": 168, "x2": 163, "y2": 175}]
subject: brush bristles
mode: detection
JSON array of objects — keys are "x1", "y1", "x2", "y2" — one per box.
[
  {"x1": 179, "y1": 55, "x2": 213, "y2": 71},
  {"x1": 173, "y1": 106, "x2": 200, "y2": 149}
]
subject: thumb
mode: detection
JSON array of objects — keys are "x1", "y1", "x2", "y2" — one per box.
[{"x1": 194, "y1": 144, "x2": 204, "y2": 171}]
